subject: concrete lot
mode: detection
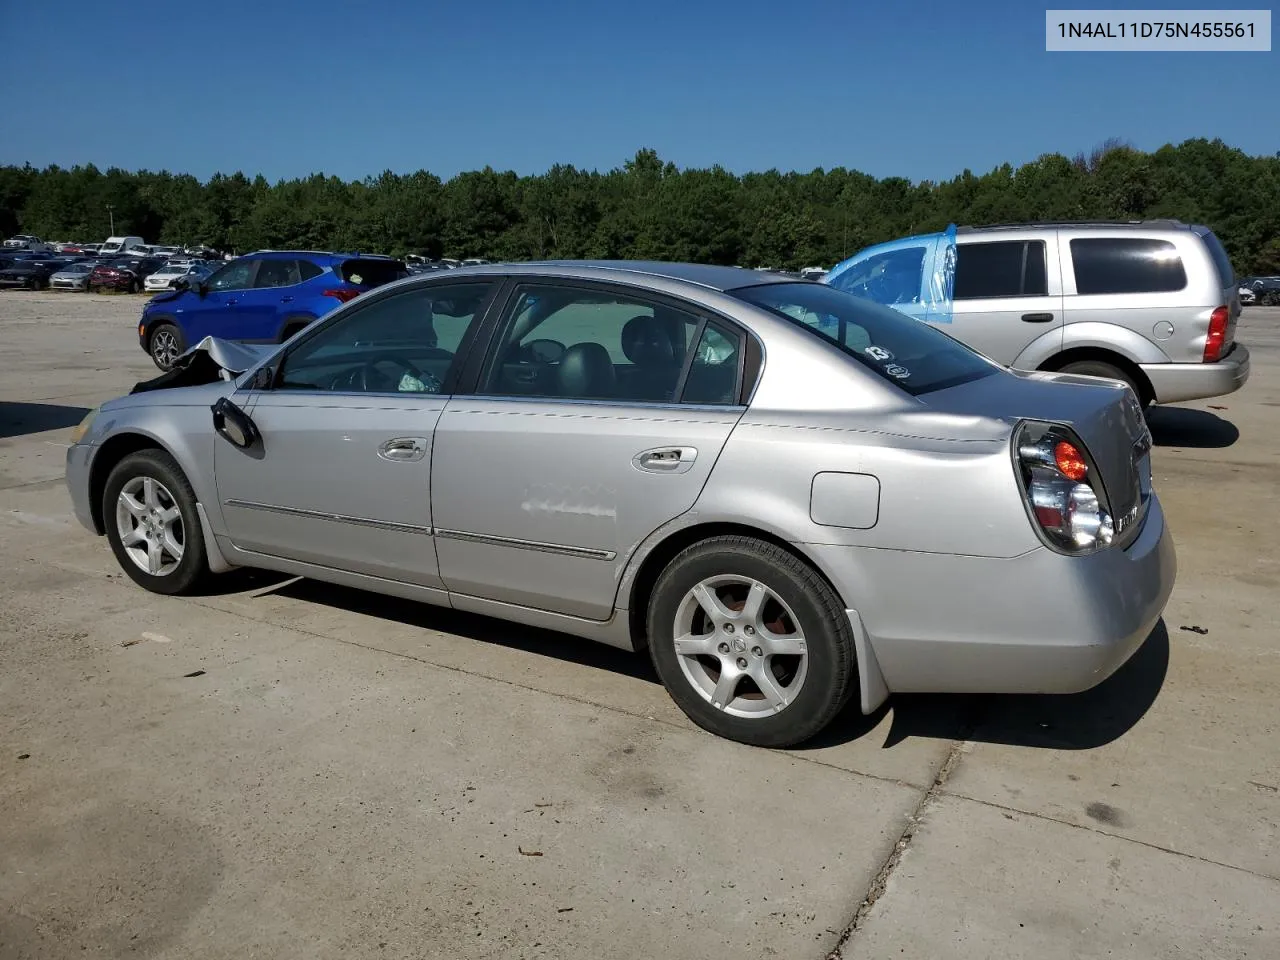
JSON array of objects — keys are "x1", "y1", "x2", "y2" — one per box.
[{"x1": 0, "y1": 290, "x2": 1276, "y2": 959}]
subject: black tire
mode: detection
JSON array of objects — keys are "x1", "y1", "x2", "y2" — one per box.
[
  {"x1": 148, "y1": 322, "x2": 184, "y2": 371},
  {"x1": 103, "y1": 449, "x2": 209, "y2": 595},
  {"x1": 1058, "y1": 360, "x2": 1148, "y2": 409},
  {"x1": 129, "y1": 279, "x2": 139, "y2": 294},
  {"x1": 279, "y1": 316, "x2": 314, "y2": 342},
  {"x1": 647, "y1": 536, "x2": 857, "y2": 747}
]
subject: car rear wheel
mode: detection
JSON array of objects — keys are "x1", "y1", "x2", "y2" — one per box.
[
  {"x1": 647, "y1": 536, "x2": 857, "y2": 747},
  {"x1": 103, "y1": 450, "x2": 209, "y2": 595},
  {"x1": 1059, "y1": 360, "x2": 1148, "y2": 409},
  {"x1": 149, "y1": 322, "x2": 184, "y2": 370}
]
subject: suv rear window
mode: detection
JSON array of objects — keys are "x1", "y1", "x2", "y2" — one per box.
[
  {"x1": 954, "y1": 240, "x2": 1048, "y2": 299},
  {"x1": 338, "y1": 258, "x2": 409, "y2": 287},
  {"x1": 1070, "y1": 238, "x2": 1187, "y2": 294},
  {"x1": 732, "y1": 282, "x2": 997, "y2": 397}
]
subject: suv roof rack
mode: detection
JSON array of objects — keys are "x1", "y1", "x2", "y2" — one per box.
[{"x1": 958, "y1": 219, "x2": 1189, "y2": 233}]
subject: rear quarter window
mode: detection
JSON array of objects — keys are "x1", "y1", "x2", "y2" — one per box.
[
  {"x1": 1070, "y1": 238, "x2": 1187, "y2": 295},
  {"x1": 1198, "y1": 230, "x2": 1236, "y2": 287}
]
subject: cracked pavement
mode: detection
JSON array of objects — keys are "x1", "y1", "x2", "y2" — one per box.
[{"x1": 1, "y1": 292, "x2": 1276, "y2": 959}]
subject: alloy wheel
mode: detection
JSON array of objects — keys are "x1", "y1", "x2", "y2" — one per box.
[
  {"x1": 672, "y1": 575, "x2": 809, "y2": 718},
  {"x1": 151, "y1": 329, "x2": 180, "y2": 368},
  {"x1": 114, "y1": 476, "x2": 185, "y2": 576}
]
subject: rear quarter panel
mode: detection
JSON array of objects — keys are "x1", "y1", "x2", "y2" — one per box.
[{"x1": 1059, "y1": 229, "x2": 1222, "y2": 364}]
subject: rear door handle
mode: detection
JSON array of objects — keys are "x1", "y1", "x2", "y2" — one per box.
[
  {"x1": 280, "y1": 296, "x2": 294, "y2": 303},
  {"x1": 1021, "y1": 313, "x2": 1055, "y2": 323},
  {"x1": 378, "y1": 437, "x2": 429, "y2": 462},
  {"x1": 634, "y1": 446, "x2": 698, "y2": 474}
]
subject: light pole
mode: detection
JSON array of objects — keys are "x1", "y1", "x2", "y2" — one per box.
[{"x1": 106, "y1": 204, "x2": 115, "y2": 237}]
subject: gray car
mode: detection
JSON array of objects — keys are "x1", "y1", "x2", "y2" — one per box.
[
  {"x1": 65, "y1": 262, "x2": 1175, "y2": 747},
  {"x1": 49, "y1": 261, "x2": 96, "y2": 292}
]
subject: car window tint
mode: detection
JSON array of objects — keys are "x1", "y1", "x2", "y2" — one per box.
[
  {"x1": 733, "y1": 282, "x2": 998, "y2": 397},
  {"x1": 827, "y1": 246, "x2": 926, "y2": 306},
  {"x1": 481, "y1": 284, "x2": 728, "y2": 404},
  {"x1": 207, "y1": 259, "x2": 256, "y2": 291},
  {"x1": 954, "y1": 240, "x2": 1048, "y2": 299},
  {"x1": 297, "y1": 259, "x2": 323, "y2": 282},
  {"x1": 254, "y1": 259, "x2": 302, "y2": 288},
  {"x1": 682, "y1": 322, "x2": 741, "y2": 404},
  {"x1": 276, "y1": 283, "x2": 492, "y2": 394},
  {"x1": 1070, "y1": 238, "x2": 1187, "y2": 294},
  {"x1": 1199, "y1": 230, "x2": 1235, "y2": 287}
]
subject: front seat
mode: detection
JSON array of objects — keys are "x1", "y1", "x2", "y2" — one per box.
[{"x1": 557, "y1": 342, "x2": 616, "y2": 399}]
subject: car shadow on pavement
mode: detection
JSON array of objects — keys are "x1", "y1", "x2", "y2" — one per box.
[
  {"x1": 1147, "y1": 406, "x2": 1239, "y2": 448},
  {"x1": 0, "y1": 401, "x2": 91, "y2": 440},
  {"x1": 806, "y1": 620, "x2": 1170, "y2": 751},
  {"x1": 270, "y1": 578, "x2": 663, "y2": 684}
]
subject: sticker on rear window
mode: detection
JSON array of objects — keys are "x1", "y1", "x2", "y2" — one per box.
[
  {"x1": 884, "y1": 364, "x2": 910, "y2": 379},
  {"x1": 349, "y1": 273, "x2": 363, "y2": 285},
  {"x1": 864, "y1": 345, "x2": 894, "y2": 361}
]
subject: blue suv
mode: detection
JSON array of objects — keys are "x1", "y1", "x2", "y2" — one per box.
[{"x1": 139, "y1": 250, "x2": 408, "y2": 369}]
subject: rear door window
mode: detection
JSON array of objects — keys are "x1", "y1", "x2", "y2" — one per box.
[
  {"x1": 1070, "y1": 238, "x2": 1187, "y2": 294},
  {"x1": 954, "y1": 240, "x2": 1048, "y2": 299},
  {"x1": 827, "y1": 246, "x2": 926, "y2": 306}
]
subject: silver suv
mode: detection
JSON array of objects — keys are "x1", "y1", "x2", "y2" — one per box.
[{"x1": 827, "y1": 220, "x2": 1251, "y2": 407}]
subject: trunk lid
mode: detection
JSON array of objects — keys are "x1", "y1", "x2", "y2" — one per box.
[{"x1": 926, "y1": 369, "x2": 1152, "y2": 544}]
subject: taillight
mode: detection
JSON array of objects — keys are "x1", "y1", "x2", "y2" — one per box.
[
  {"x1": 323, "y1": 288, "x2": 361, "y2": 304},
  {"x1": 1203, "y1": 306, "x2": 1228, "y2": 362},
  {"x1": 1015, "y1": 421, "x2": 1113, "y2": 554}
]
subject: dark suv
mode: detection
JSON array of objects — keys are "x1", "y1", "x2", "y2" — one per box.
[{"x1": 139, "y1": 250, "x2": 409, "y2": 369}]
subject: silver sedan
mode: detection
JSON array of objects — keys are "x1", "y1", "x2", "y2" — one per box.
[
  {"x1": 65, "y1": 262, "x2": 1175, "y2": 747},
  {"x1": 49, "y1": 261, "x2": 96, "y2": 291}
]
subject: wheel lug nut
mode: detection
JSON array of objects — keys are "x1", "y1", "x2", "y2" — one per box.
[
  {"x1": 744, "y1": 625, "x2": 755, "y2": 636},
  {"x1": 717, "y1": 642, "x2": 730, "y2": 654},
  {"x1": 724, "y1": 623, "x2": 734, "y2": 633},
  {"x1": 752, "y1": 646, "x2": 763, "y2": 657},
  {"x1": 736, "y1": 657, "x2": 748, "y2": 669}
]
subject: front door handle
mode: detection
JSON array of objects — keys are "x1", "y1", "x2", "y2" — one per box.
[
  {"x1": 1021, "y1": 312, "x2": 1055, "y2": 323},
  {"x1": 634, "y1": 446, "x2": 698, "y2": 474},
  {"x1": 280, "y1": 295, "x2": 294, "y2": 303},
  {"x1": 378, "y1": 437, "x2": 429, "y2": 462}
]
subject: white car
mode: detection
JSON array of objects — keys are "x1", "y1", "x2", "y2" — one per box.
[
  {"x1": 1239, "y1": 286, "x2": 1257, "y2": 305},
  {"x1": 143, "y1": 262, "x2": 209, "y2": 292}
]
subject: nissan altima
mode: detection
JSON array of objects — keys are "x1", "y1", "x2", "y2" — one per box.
[{"x1": 65, "y1": 262, "x2": 1175, "y2": 747}]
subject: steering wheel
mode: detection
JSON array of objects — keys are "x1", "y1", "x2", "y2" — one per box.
[{"x1": 329, "y1": 352, "x2": 437, "y2": 393}]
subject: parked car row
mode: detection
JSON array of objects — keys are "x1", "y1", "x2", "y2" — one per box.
[
  {"x1": 1239, "y1": 275, "x2": 1280, "y2": 305},
  {"x1": 139, "y1": 250, "x2": 409, "y2": 369}
]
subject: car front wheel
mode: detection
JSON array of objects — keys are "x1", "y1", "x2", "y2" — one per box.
[
  {"x1": 647, "y1": 536, "x2": 857, "y2": 747},
  {"x1": 103, "y1": 450, "x2": 209, "y2": 595},
  {"x1": 148, "y1": 322, "x2": 184, "y2": 370}
]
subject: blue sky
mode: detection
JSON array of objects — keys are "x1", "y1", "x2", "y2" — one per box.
[{"x1": 3, "y1": 0, "x2": 1275, "y2": 183}]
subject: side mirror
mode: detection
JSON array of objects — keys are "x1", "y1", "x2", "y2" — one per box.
[
  {"x1": 172, "y1": 277, "x2": 190, "y2": 292},
  {"x1": 211, "y1": 396, "x2": 261, "y2": 449},
  {"x1": 196, "y1": 281, "x2": 209, "y2": 298}
]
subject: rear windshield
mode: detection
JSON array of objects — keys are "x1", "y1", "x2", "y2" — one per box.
[
  {"x1": 339, "y1": 258, "x2": 408, "y2": 287},
  {"x1": 1199, "y1": 230, "x2": 1235, "y2": 287},
  {"x1": 732, "y1": 282, "x2": 998, "y2": 396}
]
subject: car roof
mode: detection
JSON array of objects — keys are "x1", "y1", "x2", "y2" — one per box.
[
  {"x1": 958, "y1": 219, "x2": 1197, "y2": 233},
  {"x1": 445, "y1": 260, "x2": 795, "y2": 292},
  {"x1": 245, "y1": 250, "x2": 400, "y2": 262}
]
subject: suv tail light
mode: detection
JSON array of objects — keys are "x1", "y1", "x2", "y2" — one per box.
[
  {"x1": 1203, "y1": 306, "x2": 1229, "y2": 362},
  {"x1": 323, "y1": 288, "x2": 361, "y2": 304},
  {"x1": 1014, "y1": 421, "x2": 1114, "y2": 554}
]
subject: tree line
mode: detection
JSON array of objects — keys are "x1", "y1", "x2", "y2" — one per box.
[{"x1": 2, "y1": 138, "x2": 1278, "y2": 275}]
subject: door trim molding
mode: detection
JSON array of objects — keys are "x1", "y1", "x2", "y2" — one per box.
[
  {"x1": 222, "y1": 498, "x2": 434, "y2": 536},
  {"x1": 434, "y1": 527, "x2": 617, "y2": 561}
]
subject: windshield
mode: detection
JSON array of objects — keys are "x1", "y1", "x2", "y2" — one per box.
[{"x1": 731, "y1": 282, "x2": 998, "y2": 396}]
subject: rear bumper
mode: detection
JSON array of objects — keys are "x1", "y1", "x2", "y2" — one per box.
[
  {"x1": 1140, "y1": 344, "x2": 1250, "y2": 404},
  {"x1": 805, "y1": 494, "x2": 1176, "y2": 699}
]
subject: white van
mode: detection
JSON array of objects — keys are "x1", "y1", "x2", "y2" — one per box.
[{"x1": 100, "y1": 236, "x2": 148, "y2": 256}]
